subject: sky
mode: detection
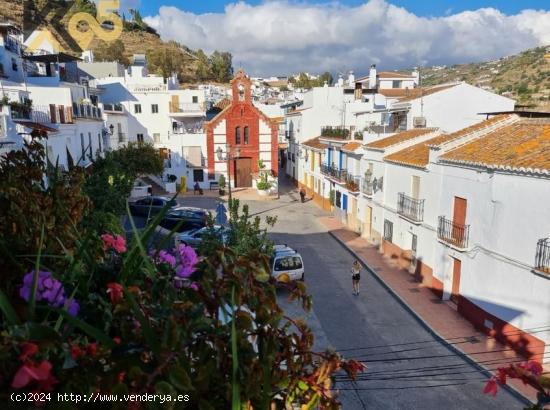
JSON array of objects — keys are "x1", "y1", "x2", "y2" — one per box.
[{"x1": 124, "y1": 0, "x2": 550, "y2": 76}]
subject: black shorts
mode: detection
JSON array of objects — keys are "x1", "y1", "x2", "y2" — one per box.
[{"x1": 352, "y1": 274, "x2": 361, "y2": 281}]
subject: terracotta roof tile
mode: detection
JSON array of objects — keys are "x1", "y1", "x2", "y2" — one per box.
[
  {"x1": 384, "y1": 115, "x2": 517, "y2": 168},
  {"x1": 342, "y1": 142, "x2": 362, "y2": 152},
  {"x1": 440, "y1": 119, "x2": 550, "y2": 175},
  {"x1": 302, "y1": 137, "x2": 327, "y2": 151},
  {"x1": 215, "y1": 98, "x2": 231, "y2": 110},
  {"x1": 365, "y1": 128, "x2": 438, "y2": 150}
]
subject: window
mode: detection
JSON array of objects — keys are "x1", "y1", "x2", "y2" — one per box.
[
  {"x1": 192, "y1": 96, "x2": 198, "y2": 103},
  {"x1": 392, "y1": 80, "x2": 402, "y2": 88},
  {"x1": 151, "y1": 104, "x2": 159, "y2": 114},
  {"x1": 244, "y1": 126, "x2": 249, "y2": 145},
  {"x1": 335, "y1": 191, "x2": 342, "y2": 208},
  {"x1": 137, "y1": 133, "x2": 144, "y2": 143},
  {"x1": 153, "y1": 133, "x2": 160, "y2": 144},
  {"x1": 98, "y1": 133, "x2": 102, "y2": 152},
  {"x1": 193, "y1": 169, "x2": 204, "y2": 182},
  {"x1": 383, "y1": 219, "x2": 394, "y2": 243},
  {"x1": 274, "y1": 256, "x2": 303, "y2": 271},
  {"x1": 88, "y1": 132, "x2": 93, "y2": 157},
  {"x1": 11, "y1": 58, "x2": 17, "y2": 71},
  {"x1": 235, "y1": 127, "x2": 241, "y2": 144},
  {"x1": 134, "y1": 104, "x2": 142, "y2": 114}
]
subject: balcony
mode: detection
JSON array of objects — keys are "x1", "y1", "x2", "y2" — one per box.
[
  {"x1": 345, "y1": 175, "x2": 360, "y2": 192},
  {"x1": 361, "y1": 180, "x2": 373, "y2": 197},
  {"x1": 397, "y1": 193, "x2": 425, "y2": 223},
  {"x1": 535, "y1": 238, "x2": 550, "y2": 275},
  {"x1": 438, "y1": 216, "x2": 470, "y2": 250},
  {"x1": 172, "y1": 121, "x2": 205, "y2": 135},
  {"x1": 320, "y1": 126, "x2": 351, "y2": 140},
  {"x1": 320, "y1": 164, "x2": 347, "y2": 182},
  {"x1": 72, "y1": 104, "x2": 102, "y2": 120},
  {"x1": 169, "y1": 102, "x2": 204, "y2": 116},
  {"x1": 103, "y1": 103, "x2": 124, "y2": 113}
]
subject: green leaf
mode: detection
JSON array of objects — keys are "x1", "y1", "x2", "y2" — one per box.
[
  {"x1": 230, "y1": 286, "x2": 241, "y2": 410},
  {"x1": 298, "y1": 380, "x2": 309, "y2": 391},
  {"x1": 169, "y1": 366, "x2": 193, "y2": 392},
  {"x1": 55, "y1": 309, "x2": 114, "y2": 347},
  {"x1": 0, "y1": 290, "x2": 20, "y2": 325},
  {"x1": 26, "y1": 323, "x2": 61, "y2": 341},
  {"x1": 29, "y1": 224, "x2": 45, "y2": 320}
]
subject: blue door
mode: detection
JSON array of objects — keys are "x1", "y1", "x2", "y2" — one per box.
[{"x1": 342, "y1": 194, "x2": 348, "y2": 210}]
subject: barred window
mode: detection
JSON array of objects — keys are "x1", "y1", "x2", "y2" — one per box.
[{"x1": 383, "y1": 219, "x2": 393, "y2": 243}]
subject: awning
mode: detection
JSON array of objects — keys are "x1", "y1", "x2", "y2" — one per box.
[
  {"x1": 14, "y1": 120, "x2": 58, "y2": 133},
  {"x1": 23, "y1": 53, "x2": 81, "y2": 63}
]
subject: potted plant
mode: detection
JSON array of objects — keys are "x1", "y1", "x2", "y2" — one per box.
[
  {"x1": 218, "y1": 174, "x2": 226, "y2": 196},
  {"x1": 329, "y1": 189, "x2": 335, "y2": 212}
]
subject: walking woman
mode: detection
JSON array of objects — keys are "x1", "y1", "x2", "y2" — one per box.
[{"x1": 351, "y1": 260, "x2": 362, "y2": 295}]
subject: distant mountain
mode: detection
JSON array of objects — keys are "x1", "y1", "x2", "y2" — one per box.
[{"x1": 419, "y1": 46, "x2": 550, "y2": 110}]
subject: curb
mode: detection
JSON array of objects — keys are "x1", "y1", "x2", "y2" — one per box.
[{"x1": 328, "y1": 231, "x2": 534, "y2": 407}]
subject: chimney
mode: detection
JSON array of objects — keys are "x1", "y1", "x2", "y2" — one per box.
[
  {"x1": 369, "y1": 64, "x2": 377, "y2": 89},
  {"x1": 412, "y1": 69, "x2": 420, "y2": 87},
  {"x1": 337, "y1": 74, "x2": 344, "y2": 88},
  {"x1": 347, "y1": 70, "x2": 355, "y2": 87}
]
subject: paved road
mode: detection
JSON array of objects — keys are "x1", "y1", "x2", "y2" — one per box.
[
  {"x1": 129, "y1": 181, "x2": 525, "y2": 409},
  {"x1": 241, "y1": 178, "x2": 525, "y2": 410}
]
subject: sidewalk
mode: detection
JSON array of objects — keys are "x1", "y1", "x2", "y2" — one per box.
[{"x1": 319, "y1": 215, "x2": 545, "y2": 406}]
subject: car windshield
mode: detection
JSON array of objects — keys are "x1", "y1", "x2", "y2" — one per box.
[{"x1": 274, "y1": 256, "x2": 303, "y2": 271}]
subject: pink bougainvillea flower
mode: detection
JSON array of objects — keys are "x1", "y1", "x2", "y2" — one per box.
[
  {"x1": 102, "y1": 234, "x2": 127, "y2": 254},
  {"x1": 106, "y1": 283, "x2": 124, "y2": 304},
  {"x1": 19, "y1": 343, "x2": 39, "y2": 361},
  {"x1": 155, "y1": 250, "x2": 177, "y2": 268},
  {"x1": 175, "y1": 244, "x2": 199, "y2": 279},
  {"x1": 101, "y1": 234, "x2": 115, "y2": 251},
  {"x1": 189, "y1": 282, "x2": 199, "y2": 291},
  {"x1": 113, "y1": 337, "x2": 121, "y2": 345},
  {"x1": 112, "y1": 235, "x2": 127, "y2": 253},
  {"x1": 483, "y1": 378, "x2": 498, "y2": 396},
  {"x1": 11, "y1": 361, "x2": 57, "y2": 391},
  {"x1": 519, "y1": 361, "x2": 543, "y2": 376}
]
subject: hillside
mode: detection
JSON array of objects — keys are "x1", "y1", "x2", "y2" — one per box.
[
  {"x1": 0, "y1": 0, "x2": 232, "y2": 84},
  {"x1": 420, "y1": 46, "x2": 550, "y2": 110}
]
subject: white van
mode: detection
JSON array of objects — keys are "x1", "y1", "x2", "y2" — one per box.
[{"x1": 270, "y1": 245, "x2": 305, "y2": 282}]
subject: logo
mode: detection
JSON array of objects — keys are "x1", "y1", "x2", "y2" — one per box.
[{"x1": 25, "y1": 0, "x2": 123, "y2": 53}]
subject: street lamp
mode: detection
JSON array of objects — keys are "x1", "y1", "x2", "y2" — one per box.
[
  {"x1": 216, "y1": 144, "x2": 241, "y2": 202},
  {"x1": 109, "y1": 124, "x2": 114, "y2": 135}
]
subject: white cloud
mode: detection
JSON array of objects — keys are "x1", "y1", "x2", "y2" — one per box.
[{"x1": 144, "y1": 0, "x2": 550, "y2": 76}]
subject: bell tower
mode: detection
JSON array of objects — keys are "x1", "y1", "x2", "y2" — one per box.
[{"x1": 231, "y1": 69, "x2": 252, "y2": 104}]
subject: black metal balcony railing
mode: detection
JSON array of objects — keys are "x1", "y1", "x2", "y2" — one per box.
[
  {"x1": 321, "y1": 164, "x2": 347, "y2": 182},
  {"x1": 345, "y1": 175, "x2": 360, "y2": 192},
  {"x1": 73, "y1": 103, "x2": 102, "y2": 120},
  {"x1": 535, "y1": 238, "x2": 550, "y2": 274},
  {"x1": 361, "y1": 180, "x2": 373, "y2": 196},
  {"x1": 103, "y1": 103, "x2": 124, "y2": 112},
  {"x1": 398, "y1": 192, "x2": 425, "y2": 222},
  {"x1": 438, "y1": 216, "x2": 470, "y2": 249}
]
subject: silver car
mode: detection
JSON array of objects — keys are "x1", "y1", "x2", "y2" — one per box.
[{"x1": 175, "y1": 225, "x2": 231, "y2": 248}]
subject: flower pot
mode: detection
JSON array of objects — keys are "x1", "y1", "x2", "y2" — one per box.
[
  {"x1": 257, "y1": 189, "x2": 269, "y2": 197},
  {"x1": 219, "y1": 189, "x2": 225, "y2": 196}
]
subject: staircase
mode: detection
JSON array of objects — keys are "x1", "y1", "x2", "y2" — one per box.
[{"x1": 140, "y1": 176, "x2": 168, "y2": 196}]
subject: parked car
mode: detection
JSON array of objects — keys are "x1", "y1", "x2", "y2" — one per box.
[
  {"x1": 160, "y1": 207, "x2": 209, "y2": 233},
  {"x1": 128, "y1": 196, "x2": 177, "y2": 217},
  {"x1": 175, "y1": 225, "x2": 231, "y2": 248},
  {"x1": 270, "y1": 245, "x2": 305, "y2": 282}
]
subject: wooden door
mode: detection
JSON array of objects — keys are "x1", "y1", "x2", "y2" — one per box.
[
  {"x1": 234, "y1": 158, "x2": 252, "y2": 187},
  {"x1": 452, "y1": 197, "x2": 467, "y2": 244},
  {"x1": 170, "y1": 95, "x2": 180, "y2": 112},
  {"x1": 451, "y1": 258, "x2": 461, "y2": 304},
  {"x1": 364, "y1": 206, "x2": 372, "y2": 238}
]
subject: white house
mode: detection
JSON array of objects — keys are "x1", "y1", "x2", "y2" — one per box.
[
  {"x1": 355, "y1": 113, "x2": 550, "y2": 364},
  {"x1": 93, "y1": 55, "x2": 210, "y2": 189}
]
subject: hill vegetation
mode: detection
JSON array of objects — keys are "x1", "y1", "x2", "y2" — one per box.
[
  {"x1": 419, "y1": 46, "x2": 550, "y2": 110},
  {"x1": 0, "y1": 0, "x2": 234, "y2": 84}
]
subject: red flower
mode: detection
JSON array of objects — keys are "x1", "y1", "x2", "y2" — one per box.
[
  {"x1": 483, "y1": 378, "x2": 498, "y2": 396},
  {"x1": 520, "y1": 361, "x2": 543, "y2": 376},
  {"x1": 86, "y1": 342, "x2": 98, "y2": 356},
  {"x1": 496, "y1": 368, "x2": 507, "y2": 385},
  {"x1": 107, "y1": 283, "x2": 124, "y2": 304},
  {"x1": 101, "y1": 234, "x2": 127, "y2": 254},
  {"x1": 113, "y1": 337, "x2": 121, "y2": 345},
  {"x1": 117, "y1": 372, "x2": 126, "y2": 383},
  {"x1": 19, "y1": 343, "x2": 39, "y2": 361},
  {"x1": 70, "y1": 345, "x2": 83, "y2": 360},
  {"x1": 11, "y1": 361, "x2": 58, "y2": 392}
]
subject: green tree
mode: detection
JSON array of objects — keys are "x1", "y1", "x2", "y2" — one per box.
[
  {"x1": 195, "y1": 49, "x2": 213, "y2": 81},
  {"x1": 147, "y1": 43, "x2": 187, "y2": 79},
  {"x1": 92, "y1": 40, "x2": 130, "y2": 66},
  {"x1": 210, "y1": 51, "x2": 233, "y2": 83},
  {"x1": 319, "y1": 71, "x2": 334, "y2": 86}
]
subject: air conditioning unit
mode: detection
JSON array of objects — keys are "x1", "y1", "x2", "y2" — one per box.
[{"x1": 413, "y1": 117, "x2": 427, "y2": 128}]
